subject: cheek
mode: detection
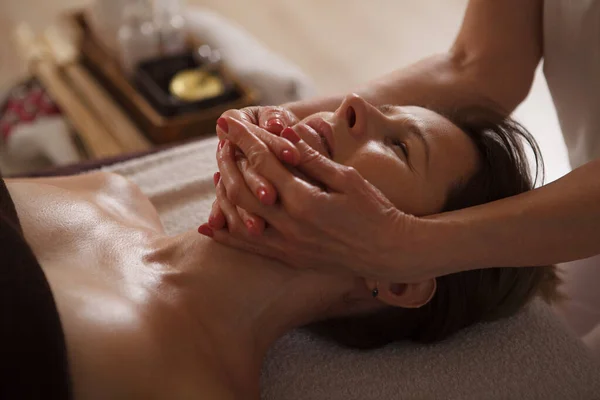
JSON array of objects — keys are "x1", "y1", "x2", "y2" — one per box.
[
  {"x1": 337, "y1": 146, "x2": 443, "y2": 216},
  {"x1": 338, "y1": 148, "x2": 417, "y2": 209}
]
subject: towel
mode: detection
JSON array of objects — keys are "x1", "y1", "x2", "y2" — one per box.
[
  {"x1": 103, "y1": 138, "x2": 600, "y2": 399},
  {"x1": 186, "y1": 7, "x2": 317, "y2": 105}
]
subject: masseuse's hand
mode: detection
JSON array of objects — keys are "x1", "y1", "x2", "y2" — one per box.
[
  {"x1": 200, "y1": 117, "x2": 422, "y2": 281},
  {"x1": 210, "y1": 106, "x2": 300, "y2": 232},
  {"x1": 217, "y1": 105, "x2": 299, "y2": 137}
]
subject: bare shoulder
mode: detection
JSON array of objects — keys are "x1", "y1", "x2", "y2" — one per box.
[
  {"x1": 7, "y1": 171, "x2": 164, "y2": 232},
  {"x1": 11, "y1": 171, "x2": 144, "y2": 201}
]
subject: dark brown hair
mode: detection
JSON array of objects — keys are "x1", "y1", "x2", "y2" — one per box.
[{"x1": 308, "y1": 106, "x2": 561, "y2": 349}]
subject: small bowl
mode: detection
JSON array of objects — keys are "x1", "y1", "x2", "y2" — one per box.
[{"x1": 134, "y1": 52, "x2": 241, "y2": 117}]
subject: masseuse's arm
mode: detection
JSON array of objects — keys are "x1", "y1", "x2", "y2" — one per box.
[
  {"x1": 283, "y1": 0, "x2": 543, "y2": 121},
  {"x1": 207, "y1": 0, "x2": 553, "y2": 281},
  {"x1": 420, "y1": 160, "x2": 600, "y2": 272}
]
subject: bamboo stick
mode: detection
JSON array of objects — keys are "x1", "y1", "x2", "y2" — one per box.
[
  {"x1": 44, "y1": 25, "x2": 151, "y2": 153},
  {"x1": 13, "y1": 24, "x2": 121, "y2": 159}
]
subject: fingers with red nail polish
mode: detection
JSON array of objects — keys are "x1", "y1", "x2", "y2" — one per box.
[
  {"x1": 281, "y1": 149, "x2": 296, "y2": 164},
  {"x1": 231, "y1": 155, "x2": 277, "y2": 205},
  {"x1": 208, "y1": 199, "x2": 227, "y2": 229},
  {"x1": 198, "y1": 223, "x2": 214, "y2": 237},
  {"x1": 217, "y1": 118, "x2": 228, "y2": 133},
  {"x1": 257, "y1": 187, "x2": 269, "y2": 205},
  {"x1": 281, "y1": 127, "x2": 300, "y2": 144},
  {"x1": 213, "y1": 172, "x2": 221, "y2": 186},
  {"x1": 265, "y1": 118, "x2": 284, "y2": 134},
  {"x1": 245, "y1": 219, "x2": 264, "y2": 236}
]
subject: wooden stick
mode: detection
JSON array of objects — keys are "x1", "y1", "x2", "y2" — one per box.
[
  {"x1": 13, "y1": 24, "x2": 122, "y2": 159},
  {"x1": 65, "y1": 65, "x2": 151, "y2": 152},
  {"x1": 44, "y1": 25, "x2": 151, "y2": 153},
  {"x1": 35, "y1": 62, "x2": 123, "y2": 158}
]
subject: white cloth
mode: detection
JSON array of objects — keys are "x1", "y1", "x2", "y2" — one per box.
[
  {"x1": 8, "y1": 118, "x2": 80, "y2": 166},
  {"x1": 544, "y1": 0, "x2": 600, "y2": 169},
  {"x1": 186, "y1": 7, "x2": 316, "y2": 105},
  {"x1": 543, "y1": 0, "x2": 600, "y2": 358},
  {"x1": 102, "y1": 138, "x2": 600, "y2": 399}
]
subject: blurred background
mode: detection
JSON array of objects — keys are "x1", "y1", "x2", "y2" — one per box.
[{"x1": 0, "y1": 0, "x2": 570, "y2": 181}]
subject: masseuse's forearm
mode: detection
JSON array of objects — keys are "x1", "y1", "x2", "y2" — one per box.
[
  {"x1": 285, "y1": 0, "x2": 543, "y2": 120},
  {"x1": 284, "y1": 54, "x2": 493, "y2": 118},
  {"x1": 423, "y1": 159, "x2": 600, "y2": 273}
]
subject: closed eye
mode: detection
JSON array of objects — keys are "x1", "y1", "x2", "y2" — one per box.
[{"x1": 387, "y1": 137, "x2": 409, "y2": 158}]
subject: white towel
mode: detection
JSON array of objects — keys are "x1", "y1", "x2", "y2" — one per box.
[
  {"x1": 186, "y1": 7, "x2": 317, "y2": 105},
  {"x1": 103, "y1": 139, "x2": 600, "y2": 399}
]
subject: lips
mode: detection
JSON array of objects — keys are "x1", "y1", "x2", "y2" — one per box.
[
  {"x1": 295, "y1": 123, "x2": 331, "y2": 159},
  {"x1": 305, "y1": 117, "x2": 335, "y2": 158}
]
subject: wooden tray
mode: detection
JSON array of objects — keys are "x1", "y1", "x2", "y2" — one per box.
[{"x1": 72, "y1": 12, "x2": 257, "y2": 144}]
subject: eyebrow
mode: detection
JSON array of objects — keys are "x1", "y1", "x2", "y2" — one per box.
[
  {"x1": 378, "y1": 104, "x2": 431, "y2": 172},
  {"x1": 376, "y1": 104, "x2": 396, "y2": 114}
]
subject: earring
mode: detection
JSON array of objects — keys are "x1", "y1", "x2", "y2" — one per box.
[{"x1": 372, "y1": 287, "x2": 379, "y2": 298}]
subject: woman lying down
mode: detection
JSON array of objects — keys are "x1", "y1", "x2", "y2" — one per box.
[{"x1": 2, "y1": 95, "x2": 559, "y2": 399}]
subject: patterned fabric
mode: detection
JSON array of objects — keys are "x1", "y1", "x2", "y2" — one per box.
[{"x1": 0, "y1": 78, "x2": 61, "y2": 142}]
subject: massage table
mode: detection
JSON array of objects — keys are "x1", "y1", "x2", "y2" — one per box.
[{"x1": 24, "y1": 137, "x2": 600, "y2": 399}]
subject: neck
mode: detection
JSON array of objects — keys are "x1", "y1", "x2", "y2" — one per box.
[{"x1": 149, "y1": 230, "x2": 352, "y2": 394}]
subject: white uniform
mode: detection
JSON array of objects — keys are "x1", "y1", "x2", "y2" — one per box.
[{"x1": 544, "y1": 0, "x2": 600, "y2": 357}]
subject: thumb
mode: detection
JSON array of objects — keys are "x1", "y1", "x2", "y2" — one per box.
[{"x1": 294, "y1": 140, "x2": 358, "y2": 193}]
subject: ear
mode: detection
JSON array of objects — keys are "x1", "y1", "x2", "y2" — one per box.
[{"x1": 366, "y1": 278, "x2": 437, "y2": 309}]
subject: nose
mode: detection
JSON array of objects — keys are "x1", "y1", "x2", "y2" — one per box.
[{"x1": 337, "y1": 93, "x2": 370, "y2": 139}]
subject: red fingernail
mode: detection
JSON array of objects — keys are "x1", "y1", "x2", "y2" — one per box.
[
  {"x1": 257, "y1": 187, "x2": 268, "y2": 203},
  {"x1": 245, "y1": 220, "x2": 255, "y2": 232},
  {"x1": 281, "y1": 127, "x2": 300, "y2": 144},
  {"x1": 217, "y1": 118, "x2": 229, "y2": 133},
  {"x1": 197, "y1": 223, "x2": 214, "y2": 237},
  {"x1": 213, "y1": 172, "x2": 221, "y2": 186},
  {"x1": 281, "y1": 149, "x2": 296, "y2": 164},
  {"x1": 266, "y1": 118, "x2": 284, "y2": 134},
  {"x1": 218, "y1": 139, "x2": 225, "y2": 151}
]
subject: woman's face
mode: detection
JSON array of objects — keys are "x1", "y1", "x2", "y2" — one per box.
[{"x1": 294, "y1": 94, "x2": 479, "y2": 216}]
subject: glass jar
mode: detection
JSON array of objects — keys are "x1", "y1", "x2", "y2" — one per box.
[
  {"x1": 154, "y1": 0, "x2": 188, "y2": 55},
  {"x1": 117, "y1": 0, "x2": 161, "y2": 76}
]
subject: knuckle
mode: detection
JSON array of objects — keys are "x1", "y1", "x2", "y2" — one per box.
[
  {"x1": 241, "y1": 107, "x2": 259, "y2": 124},
  {"x1": 237, "y1": 156, "x2": 249, "y2": 171},
  {"x1": 286, "y1": 194, "x2": 312, "y2": 219},
  {"x1": 282, "y1": 109, "x2": 298, "y2": 125},
  {"x1": 265, "y1": 107, "x2": 282, "y2": 119},
  {"x1": 343, "y1": 166, "x2": 362, "y2": 182},
  {"x1": 220, "y1": 109, "x2": 239, "y2": 119},
  {"x1": 248, "y1": 150, "x2": 270, "y2": 171},
  {"x1": 300, "y1": 147, "x2": 321, "y2": 164}
]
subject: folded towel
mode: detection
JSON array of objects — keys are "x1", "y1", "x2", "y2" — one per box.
[
  {"x1": 186, "y1": 7, "x2": 317, "y2": 105},
  {"x1": 103, "y1": 138, "x2": 600, "y2": 399}
]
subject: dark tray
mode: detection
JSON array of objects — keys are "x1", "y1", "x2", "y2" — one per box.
[{"x1": 134, "y1": 52, "x2": 241, "y2": 117}]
